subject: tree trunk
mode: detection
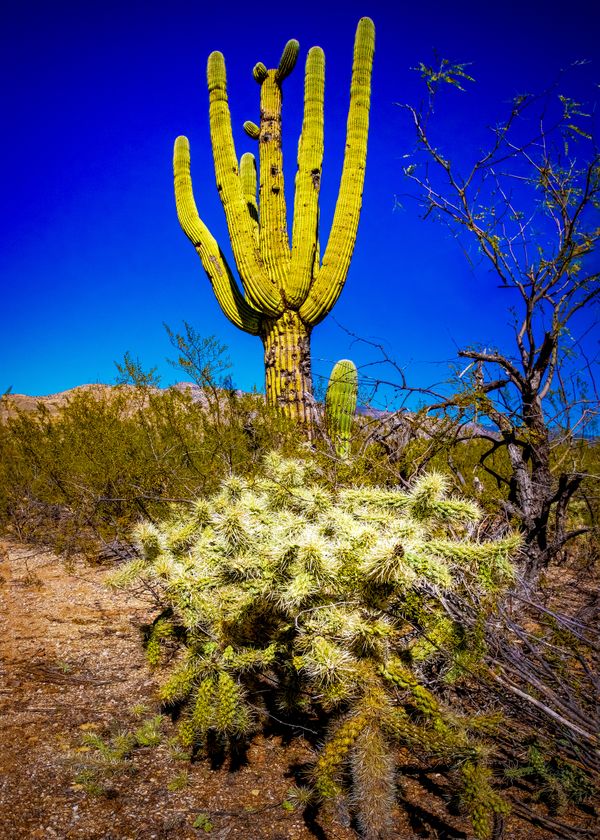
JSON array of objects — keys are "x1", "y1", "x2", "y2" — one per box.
[
  {"x1": 505, "y1": 393, "x2": 554, "y2": 576},
  {"x1": 261, "y1": 310, "x2": 314, "y2": 433}
]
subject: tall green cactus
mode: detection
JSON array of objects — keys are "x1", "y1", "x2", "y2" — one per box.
[
  {"x1": 174, "y1": 18, "x2": 375, "y2": 432},
  {"x1": 325, "y1": 358, "x2": 358, "y2": 459}
]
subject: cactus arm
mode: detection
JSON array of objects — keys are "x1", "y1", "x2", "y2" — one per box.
[
  {"x1": 207, "y1": 51, "x2": 283, "y2": 316},
  {"x1": 258, "y1": 69, "x2": 291, "y2": 290},
  {"x1": 253, "y1": 62, "x2": 268, "y2": 83},
  {"x1": 299, "y1": 17, "x2": 375, "y2": 327},
  {"x1": 174, "y1": 137, "x2": 261, "y2": 335},
  {"x1": 325, "y1": 359, "x2": 358, "y2": 459},
  {"x1": 288, "y1": 46, "x2": 325, "y2": 309},
  {"x1": 243, "y1": 121, "x2": 260, "y2": 139},
  {"x1": 240, "y1": 152, "x2": 259, "y2": 245},
  {"x1": 275, "y1": 39, "x2": 300, "y2": 83}
]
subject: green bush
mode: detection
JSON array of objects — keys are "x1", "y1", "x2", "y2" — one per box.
[
  {"x1": 505, "y1": 741, "x2": 595, "y2": 813},
  {"x1": 109, "y1": 452, "x2": 520, "y2": 838},
  {"x1": 0, "y1": 383, "x2": 302, "y2": 557}
]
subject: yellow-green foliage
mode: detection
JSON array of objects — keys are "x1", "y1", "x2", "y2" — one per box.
[
  {"x1": 314, "y1": 713, "x2": 367, "y2": 798},
  {"x1": 73, "y1": 715, "x2": 165, "y2": 797},
  {"x1": 505, "y1": 742, "x2": 595, "y2": 813},
  {"x1": 461, "y1": 760, "x2": 509, "y2": 840},
  {"x1": 0, "y1": 382, "x2": 302, "y2": 555},
  {"x1": 112, "y1": 453, "x2": 521, "y2": 837},
  {"x1": 144, "y1": 617, "x2": 175, "y2": 667},
  {"x1": 174, "y1": 20, "x2": 375, "y2": 424},
  {"x1": 351, "y1": 726, "x2": 397, "y2": 840}
]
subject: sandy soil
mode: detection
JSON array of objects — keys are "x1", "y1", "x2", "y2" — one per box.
[
  {"x1": 0, "y1": 539, "x2": 595, "y2": 840},
  {"x1": 0, "y1": 540, "x2": 333, "y2": 839}
]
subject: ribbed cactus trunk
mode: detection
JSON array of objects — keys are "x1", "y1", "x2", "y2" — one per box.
[
  {"x1": 173, "y1": 19, "x2": 374, "y2": 437},
  {"x1": 262, "y1": 313, "x2": 313, "y2": 425},
  {"x1": 325, "y1": 358, "x2": 358, "y2": 458}
]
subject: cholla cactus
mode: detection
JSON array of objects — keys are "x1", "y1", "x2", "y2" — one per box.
[
  {"x1": 109, "y1": 454, "x2": 519, "y2": 838},
  {"x1": 325, "y1": 359, "x2": 358, "y2": 459},
  {"x1": 174, "y1": 19, "x2": 375, "y2": 432}
]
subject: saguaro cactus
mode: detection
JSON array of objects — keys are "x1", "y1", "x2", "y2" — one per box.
[
  {"x1": 325, "y1": 359, "x2": 358, "y2": 459},
  {"x1": 174, "y1": 18, "x2": 375, "y2": 432}
]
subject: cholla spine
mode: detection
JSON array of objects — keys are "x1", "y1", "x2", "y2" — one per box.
[
  {"x1": 190, "y1": 677, "x2": 216, "y2": 738},
  {"x1": 113, "y1": 453, "x2": 519, "y2": 836},
  {"x1": 350, "y1": 727, "x2": 396, "y2": 840},
  {"x1": 314, "y1": 713, "x2": 367, "y2": 798},
  {"x1": 145, "y1": 618, "x2": 175, "y2": 667},
  {"x1": 461, "y1": 760, "x2": 510, "y2": 839}
]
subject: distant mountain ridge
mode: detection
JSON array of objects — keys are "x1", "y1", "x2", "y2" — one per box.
[
  {"x1": 1, "y1": 382, "x2": 501, "y2": 441},
  {"x1": 1, "y1": 384, "x2": 116, "y2": 419},
  {"x1": 0, "y1": 382, "x2": 249, "y2": 421}
]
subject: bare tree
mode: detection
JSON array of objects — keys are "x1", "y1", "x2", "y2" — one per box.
[{"x1": 399, "y1": 60, "x2": 600, "y2": 575}]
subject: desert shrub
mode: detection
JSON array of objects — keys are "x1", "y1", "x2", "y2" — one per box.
[
  {"x1": 71, "y1": 714, "x2": 166, "y2": 797},
  {"x1": 108, "y1": 452, "x2": 523, "y2": 838},
  {"x1": 0, "y1": 383, "x2": 302, "y2": 558},
  {"x1": 505, "y1": 740, "x2": 595, "y2": 813}
]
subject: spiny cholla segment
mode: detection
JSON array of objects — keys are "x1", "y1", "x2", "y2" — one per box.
[{"x1": 109, "y1": 454, "x2": 519, "y2": 839}]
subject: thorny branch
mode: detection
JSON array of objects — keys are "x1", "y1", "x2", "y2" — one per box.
[{"x1": 389, "y1": 63, "x2": 600, "y2": 573}]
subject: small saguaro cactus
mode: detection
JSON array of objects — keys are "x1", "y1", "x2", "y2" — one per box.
[
  {"x1": 325, "y1": 358, "x2": 358, "y2": 459},
  {"x1": 174, "y1": 18, "x2": 375, "y2": 432}
]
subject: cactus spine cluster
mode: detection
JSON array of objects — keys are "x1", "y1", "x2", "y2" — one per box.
[
  {"x1": 110, "y1": 454, "x2": 520, "y2": 838},
  {"x1": 174, "y1": 19, "x2": 375, "y2": 431},
  {"x1": 325, "y1": 358, "x2": 358, "y2": 458}
]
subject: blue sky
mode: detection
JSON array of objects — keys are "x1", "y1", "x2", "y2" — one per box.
[{"x1": 1, "y1": 0, "x2": 598, "y2": 403}]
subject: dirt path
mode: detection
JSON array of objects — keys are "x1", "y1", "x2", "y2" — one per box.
[
  {"x1": 0, "y1": 541, "x2": 338, "y2": 840},
  {"x1": 2, "y1": 540, "x2": 595, "y2": 840}
]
